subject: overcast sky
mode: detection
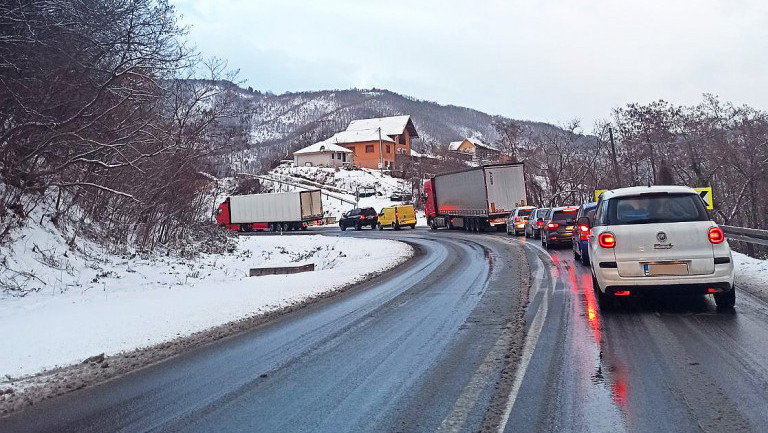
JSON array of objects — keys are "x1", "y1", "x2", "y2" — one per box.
[{"x1": 172, "y1": 0, "x2": 768, "y2": 130}]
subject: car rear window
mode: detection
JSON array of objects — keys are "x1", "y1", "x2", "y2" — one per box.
[
  {"x1": 606, "y1": 193, "x2": 707, "y2": 225},
  {"x1": 517, "y1": 209, "x2": 533, "y2": 217},
  {"x1": 552, "y1": 210, "x2": 577, "y2": 223},
  {"x1": 536, "y1": 209, "x2": 548, "y2": 218}
]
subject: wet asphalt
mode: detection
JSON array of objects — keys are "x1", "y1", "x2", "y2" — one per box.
[{"x1": 3, "y1": 227, "x2": 768, "y2": 432}]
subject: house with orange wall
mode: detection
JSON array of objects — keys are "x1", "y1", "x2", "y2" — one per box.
[{"x1": 320, "y1": 115, "x2": 418, "y2": 170}]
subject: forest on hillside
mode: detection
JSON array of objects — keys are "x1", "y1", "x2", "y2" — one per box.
[{"x1": 493, "y1": 95, "x2": 768, "y2": 239}]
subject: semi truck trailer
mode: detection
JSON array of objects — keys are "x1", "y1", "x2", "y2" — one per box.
[
  {"x1": 424, "y1": 163, "x2": 527, "y2": 231},
  {"x1": 216, "y1": 190, "x2": 323, "y2": 232}
]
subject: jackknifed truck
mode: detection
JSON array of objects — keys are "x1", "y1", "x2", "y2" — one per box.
[
  {"x1": 424, "y1": 163, "x2": 527, "y2": 231},
  {"x1": 216, "y1": 190, "x2": 324, "y2": 232}
]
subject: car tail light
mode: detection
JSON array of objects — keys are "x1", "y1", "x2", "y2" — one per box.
[
  {"x1": 359, "y1": 215, "x2": 365, "y2": 220},
  {"x1": 614, "y1": 290, "x2": 630, "y2": 296},
  {"x1": 708, "y1": 226, "x2": 724, "y2": 244},
  {"x1": 515, "y1": 217, "x2": 522, "y2": 223},
  {"x1": 536, "y1": 221, "x2": 543, "y2": 228},
  {"x1": 563, "y1": 208, "x2": 578, "y2": 213},
  {"x1": 708, "y1": 288, "x2": 724, "y2": 294},
  {"x1": 598, "y1": 232, "x2": 616, "y2": 248},
  {"x1": 547, "y1": 222, "x2": 559, "y2": 229},
  {"x1": 579, "y1": 224, "x2": 590, "y2": 241}
]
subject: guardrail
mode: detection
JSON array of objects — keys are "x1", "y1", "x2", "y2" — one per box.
[{"x1": 721, "y1": 225, "x2": 768, "y2": 246}]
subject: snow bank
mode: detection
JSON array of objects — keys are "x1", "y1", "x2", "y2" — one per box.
[
  {"x1": 733, "y1": 251, "x2": 768, "y2": 300},
  {"x1": 0, "y1": 233, "x2": 412, "y2": 378},
  {"x1": 267, "y1": 164, "x2": 420, "y2": 223}
]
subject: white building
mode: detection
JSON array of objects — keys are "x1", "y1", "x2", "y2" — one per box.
[{"x1": 293, "y1": 140, "x2": 354, "y2": 168}]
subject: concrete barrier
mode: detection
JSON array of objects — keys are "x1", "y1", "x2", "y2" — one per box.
[{"x1": 249, "y1": 263, "x2": 315, "y2": 277}]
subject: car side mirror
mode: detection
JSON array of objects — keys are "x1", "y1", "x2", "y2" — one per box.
[{"x1": 577, "y1": 216, "x2": 591, "y2": 227}]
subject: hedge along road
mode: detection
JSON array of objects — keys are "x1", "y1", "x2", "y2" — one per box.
[{"x1": 0, "y1": 228, "x2": 534, "y2": 433}]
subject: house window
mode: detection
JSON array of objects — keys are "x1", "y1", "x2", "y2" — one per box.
[
  {"x1": 386, "y1": 145, "x2": 391, "y2": 153},
  {"x1": 365, "y1": 145, "x2": 374, "y2": 153}
]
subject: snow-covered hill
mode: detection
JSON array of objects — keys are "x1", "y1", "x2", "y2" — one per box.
[{"x1": 213, "y1": 86, "x2": 568, "y2": 175}]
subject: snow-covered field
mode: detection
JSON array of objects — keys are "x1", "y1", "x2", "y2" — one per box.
[
  {"x1": 0, "y1": 230, "x2": 412, "y2": 378},
  {"x1": 267, "y1": 164, "x2": 425, "y2": 224},
  {"x1": 733, "y1": 251, "x2": 768, "y2": 300}
]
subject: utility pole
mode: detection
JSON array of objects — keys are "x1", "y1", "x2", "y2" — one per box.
[
  {"x1": 378, "y1": 127, "x2": 383, "y2": 173},
  {"x1": 608, "y1": 127, "x2": 620, "y2": 187}
]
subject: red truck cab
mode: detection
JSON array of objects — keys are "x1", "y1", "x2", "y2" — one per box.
[{"x1": 216, "y1": 198, "x2": 268, "y2": 232}]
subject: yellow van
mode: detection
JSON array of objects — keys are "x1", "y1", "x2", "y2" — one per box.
[{"x1": 377, "y1": 205, "x2": 417, "y2": 230}]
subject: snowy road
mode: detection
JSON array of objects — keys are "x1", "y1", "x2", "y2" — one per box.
[
  {"x1": 4, "y1": 229, "x2": 768, "y2": 432},
  {"x1": 503, "y1": 236, "x2": 768, "y2": 433},
  {"x1": 0, "y1": 229, "x2": 530, "y2": 432}
]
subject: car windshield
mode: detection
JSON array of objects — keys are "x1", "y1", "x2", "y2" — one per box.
[{"x1": 607, "y1": 193, "x2": 707, "y2": 225}]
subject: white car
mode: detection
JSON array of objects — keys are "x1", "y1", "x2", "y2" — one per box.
[{"x1": 586, "y1": 186, "x2": 735, "y2": 308}]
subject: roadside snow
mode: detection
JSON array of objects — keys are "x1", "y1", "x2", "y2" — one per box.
[
  {"x1": 0, "y1": 233, "x2": 412, "y2": 378},
  {"x1": 266, "y1": 164, "x2": 422, "y2": 224},
  {"x1": 733, "y1": 251, "x2": 768, "y2": 300}
]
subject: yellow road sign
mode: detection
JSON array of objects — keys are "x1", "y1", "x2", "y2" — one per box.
[
  {"x1": 695, "y1": 187, "x2": 714, "y2": 210},
  {"x1": 594, "y1": 189, "x2": 607, "y2": 201}
]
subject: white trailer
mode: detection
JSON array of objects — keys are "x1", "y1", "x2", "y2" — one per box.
[
  {"x1": 425, "y1": 163, "x2": 527, "y2": 231},
  {"x1": 218, "y1": 190, "x2": 323, "y2": 232}
]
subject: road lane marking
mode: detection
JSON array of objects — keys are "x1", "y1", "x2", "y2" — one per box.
[{"x1": 497, "y1": 242, "x2": 554, "y2": 433}]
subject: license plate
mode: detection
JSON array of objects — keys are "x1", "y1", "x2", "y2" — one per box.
[
  {"x1": 643, "y1": 262, "x2": 689, "y2": 276},
  {"x1": 566, "y1": 226, "x2": 574, "y2": 231}
]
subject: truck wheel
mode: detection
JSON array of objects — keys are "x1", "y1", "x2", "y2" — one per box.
[
  {"x1": 378, "y1": 223, "x2": 383, "y2": 231},
  {"x1": 301, "y1": 225, "x2": 308, "y2": 231},
  {"x1": 394, "y1": 222, "x2": 400, "y2": 230}
]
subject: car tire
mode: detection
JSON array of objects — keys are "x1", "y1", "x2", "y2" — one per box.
[
  {"x1": 355, "y1": 223, "x2": 362, "y2": 231},
  {"x1": 340, "y1": 224, "x2": 346, "y2": 231},
  {"x1": 371, "y1": 223, "x2": 377, "y2": 229},
  {"x1": 394, "y1": 222, "x2": 400, "y2": 230},
  {"x1": 377, "y1": 223, "x2": 383, "y2": 231},
  {"x1": 573, "y1": 246, "x2": 579, "y2": 259},
  {"x1": 714, "y1": 289, "x2": 736, "y2": 309},
  {"x1": 429, "y1": 219, "x2": 437, "y2": 230},
  {"x1": 410, "y1": 224, "x2": 416, "y2": 229},
  {"x1": 593, "y1": 273, "x2": 612, "y2": 310},
  {"x1": 580, "y1": 250, "x2": 590, "y2": 267}
]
